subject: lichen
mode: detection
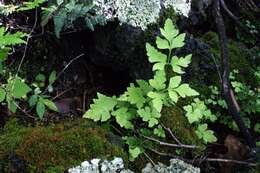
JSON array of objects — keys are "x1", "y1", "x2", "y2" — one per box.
[
  {"x1": 0, "y1": 119, "x2": 128, "y2": 172},
  {"x1": 93, "y1": 0, "x2": 191, "y2": 30},
  {"x1": 142, "y1": 159, "x2": 200, "y2": 173}
]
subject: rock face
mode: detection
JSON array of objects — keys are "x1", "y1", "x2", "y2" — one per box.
[{"x1": 68, "y1": 158, "x2": 200, "y2": 173}]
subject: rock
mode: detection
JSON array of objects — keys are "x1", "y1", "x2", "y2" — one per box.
[
  {"x1": 68, "y1": 157, "x2": 134, "y2": 173},
  {"x1": 142, "y1": 159, "x2": 200, "y2": 173},
  {"x1": 68, "y1": 158, "x2": 200, "y2": 173}
]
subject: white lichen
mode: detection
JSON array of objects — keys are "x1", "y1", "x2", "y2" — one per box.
[
  {"x1": 163, "y1": 0, "x2": 191, "y2": 17},
  {"x1": 68, "y1": 157, "x2": 134, "y2": 173},
  {"x1": 115, "y1": 0, "x2": 161, "y2": 30},
  {"x1": 93, "y1": 0, "x2": 191, "y2": 30}
]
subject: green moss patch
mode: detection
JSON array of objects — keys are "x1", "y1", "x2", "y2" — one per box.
[{"x1": 0, "y1": 119, "x2": 127, "y2": 172}]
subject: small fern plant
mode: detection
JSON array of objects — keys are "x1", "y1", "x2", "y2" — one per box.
[
  {"x1": 84, "y1": 18, "x2": 217, "y2": 160},
  {"x1": 41, "y1": 0, "x2": 106, "y2": 38},
  {"x1": 0, "y1": 28, "x2": 58, "y2": 119}
]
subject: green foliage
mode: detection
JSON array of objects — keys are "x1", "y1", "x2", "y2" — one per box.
[
  {"x1": 0, "y1": 4, "x2": 19, "y2": 15},
  {"x1": 84, "y1": 19, "x2": 216, "y2": 160},
  {"x1": 0, "y1": 27, "x2": 27, "y2": 74},
  {"x1": 0, "y1": 119, "x2": 128, "y2": 172},
  {"x1": 206, "y1": 69, "x2": 260, "y2": 133},
  {"x1": 41, "y1": 0, "x2": 106, "y2": 38},
  {"x1": 28, "y1": 72, "x2": 59, "y2": 119},
  {"x1": 18, "y1": 0, "x2": 47, "y2": 11},
  {"x1": 0, "y1": 27, "x2": 27, "y2": 47},
  {"x1": 195, "y1": 124, "x2": 217, "y2": 144},
  {"x1": 184, "y1": 99, "x2": 217, "y2": 143},
  {"x1": 85, "y1": 93, "x2": 117, "y2": 122}
]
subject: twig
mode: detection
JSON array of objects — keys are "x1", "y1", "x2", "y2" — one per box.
[
  {"x1": 142, "y1": 135, "x2": 197, "y2": 149},
  {"x1": 52, "y1": 87, "x2": 74, "y2": 100},
  {"x1": 15, "y1": 9, "x2": 38, "y2": 77},
  {"x1": 147, "y1": 148, "x2": 258, "y2": 167},
  {"x1": 55, "y1": 53, "x2": 85, "y2": 81},
  {"x1": 12, "y1": 102, "x2": 36, "y2": 119},
  {"x1": 161, "y1": 123, "x2": 182, "y2": 145},
  {"x1": 143, "y1": 152, "x2": 156, "y2": 166},
  {"x1": 205, "y1": 158, "x2": 258, "y2": 167}
]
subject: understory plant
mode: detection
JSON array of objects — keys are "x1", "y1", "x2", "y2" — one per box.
[
  {"x1": 206, "y1": 69, "x2": 260, "y2": 134},
  {"x1": 0, "y1": 27, "x2": 58, "y2": 119},
  {"x1": 84, "y1": 19, "x2": 217, "y2": 160}
]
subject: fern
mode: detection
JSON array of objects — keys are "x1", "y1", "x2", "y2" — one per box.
[
  {"x1": 0, "y1": 4, "x2": 19, "y2": 15},
  {"x1": 41, "y1": 0, "x2": 106, "y2": 38},
  {"x1": 84, "y1": 18, "x2": 217, "y2": 160},
  {"x1": 0, "y1": 27, "x2": 28, "y2": 47},
  {"x1": 0, "y1": 27, "x2": 27, "y2": 70},
  {"x1": 18, "y1": 0, "x2": 47, "y2": 11}
]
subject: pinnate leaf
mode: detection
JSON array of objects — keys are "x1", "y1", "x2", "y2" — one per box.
[
  {"x1": 112, "y1": 107, "x2": 134, "y2": 129},
  {"x1": 160, "y1": 18, "x2": 178, "y2": 41},
  {"x1": 149, "y1": 70, "x2": 166, "y2": 91},
  {"x1": 146, "y1": 43, "x2": 167, "y2": 63},
  {"x1": 196, "y1": 124, "x2": 217, "y2": 143},
  {"x1": 125, "y1": 84, "x2": 146, "y2": 108},
  {"x1": 156, "y1": 37, "x2": 169, "y2": 49},
  {"x1": 175, "y1": 84, "x2": 199, "y2": 98},
  {"x1": 83, "y1": 93, "x2": 117, "y2": 122}
]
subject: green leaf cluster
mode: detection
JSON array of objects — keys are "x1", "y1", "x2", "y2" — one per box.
[
  {"x1": 206, "y1": 69, "x2": 260, "y2": 134},
  {"x1": 0, "y1": 27, "x2": 27, "y2": 73},
  {"x1": 41, "y1": 0, "x2": 106, "y2": 38},
  {"x1": 18, "y1": 0, "x2": 47, "y2": 11},
  {"x1": 84, "y1": 18, "x2": 214, "y2": 159},
  {"x1": 184, "y1": 99, "x2": 217, "y2": 144}
]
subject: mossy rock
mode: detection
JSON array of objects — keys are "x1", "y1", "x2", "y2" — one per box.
[
  {"x1": 161, "y1": 107, "x2": 204, "y2": 155},
  {"x1": 0, "y1": 118, "x2": 128, "y2": 172}
]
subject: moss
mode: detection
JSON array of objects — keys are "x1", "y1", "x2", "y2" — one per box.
[
  {"x1": 160, "y1": 107, "x2": 205, "y2": 157},
  {"x1": 161, "y1": 107, "x2": 202, "y2": 146},
  {"x1": 0, "y1": 118, "x2": 128, "y2": 172},
  {"x1": 200, "y1": 31, "x2": 258, "y2": 84}
]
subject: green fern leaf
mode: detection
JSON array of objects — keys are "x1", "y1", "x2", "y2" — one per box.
[
  {"x1": 137, "y1": 106, "x2": 160, "y2": 127},
  {"x1": 18, "y1": 0, "x2": 47, "y2": 11},
  {"x1": 83, "y1": 93, "x2": 117, "y2": 122},
  {"x1": 125, "y1": 83, "x2": 146, "y2": 108},
  {"x1": 156, "y1": 36, "x2": 169, "y2": 49},
  {"x1": 175, "y1": 84, "x2": 199, "y2": 97},
  {"x1": 196, "y1": 124, "x2": 217, "y2": 143},
  {"x1": 153, "y1": 126, "x2": 166, "y2": 138},
  {"x1": 147, "y1": 91, "x2": 165, "y2": 112},
  {"x1": 149, "y1": 70, "x2": 166, "y2": 91},
  {"x1": 136, "y1": 80, "x2": 152, "y2": 94},
  {"x1": 0, "y1": 27, "x2": 27, "y2": 46},
  {"x1": 171, "y1": 55, "x2": 191, "y2": 74},
  {"x1": 171, "y1": 33, "x2": 185, "y2": 49},
  {"x1": 160, "y1": 18, "x2": 178, "y2": 42},
  {"x1": 146, "y1": 43, "x2": 167, "y2": 63},
  {"x1": 112, "y1": 107, "x2": 134, "y2": 129}
]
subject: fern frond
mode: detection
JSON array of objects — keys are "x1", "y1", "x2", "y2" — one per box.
[
  {"x1": 18, "y1": 0, "x2": 47, "y2": 11},
  {"x1": 0, "y1": 27, "x2": 28, "y2": 47}
]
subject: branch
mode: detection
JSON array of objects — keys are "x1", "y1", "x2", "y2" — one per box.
[
  {"x1": 213, "y1": 0, "x2": 256, "y2": 148},
  {"x1": 142, "y1": 135, "x2": 197, "y2": 149},
  {"x1": 147, "y1": 148, "x2": 258, "y2": 167}
]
